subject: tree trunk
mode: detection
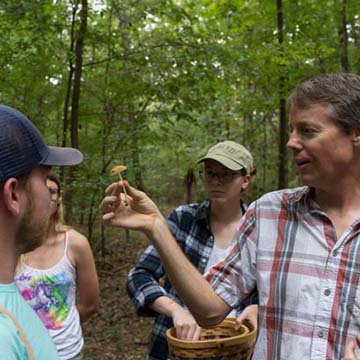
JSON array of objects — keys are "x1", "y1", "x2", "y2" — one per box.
[
  {"x1": 128, "y1": 104, "x2": 145, "y2": 191},
  {"x1": 98, "y1": 4, "x2": 116, "y2": 255},
  {"x1": 117, "y1": 6, "x2": 146, "y2": 191},
  {"x1": 277, "y1": 0, "x2": 288, "y2": 189},
  {"x1": 65, "y1": 0, "x2": 88, "y2": 223},
  {"x1": 60, "y1": 2, "x2": 77, "y2": 203},
  {"x1": 338, "y1": 0, "x2": 349, "y2": 71},
  {"x1": 62, "y1": 2, "x2": 78, "y2": 150},
  {"x1": 70, "y1": 0, "x2": 87, "y2": 150}
]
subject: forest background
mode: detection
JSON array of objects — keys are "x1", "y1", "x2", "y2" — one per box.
[{"x1": 0, "y1": 0, "x2": 358, "y2": 358}]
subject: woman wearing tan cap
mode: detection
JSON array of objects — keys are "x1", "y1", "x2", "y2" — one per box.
[{"x1": 126, "y1": 140, "x2": 257, "y2": 360}]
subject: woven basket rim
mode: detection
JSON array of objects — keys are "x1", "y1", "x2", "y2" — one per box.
[{"x1": 166, "y1": 318, "x2": 256, "y2": 350}]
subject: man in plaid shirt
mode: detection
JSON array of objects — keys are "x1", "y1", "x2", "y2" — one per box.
[{"x1": 101, "y1": 73, "x2": 360, "y2": 359}]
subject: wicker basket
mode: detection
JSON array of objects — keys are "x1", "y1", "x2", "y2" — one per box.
[{"x1": 166, "y1": 318, "x2": 256, "y2": 360}]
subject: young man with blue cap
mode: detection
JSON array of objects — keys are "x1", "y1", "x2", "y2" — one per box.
[{"x1": 0, "y1": 104, "x2": 83, "y2": 359}]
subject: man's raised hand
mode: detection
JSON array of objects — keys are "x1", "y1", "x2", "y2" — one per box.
[{"x1": 100, "y1": 181, "x2": 164, "y2": 233}]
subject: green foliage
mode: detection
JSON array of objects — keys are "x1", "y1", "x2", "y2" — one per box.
[{"x1": 0, "y1": 0, "x2": 358, "y2": 247}]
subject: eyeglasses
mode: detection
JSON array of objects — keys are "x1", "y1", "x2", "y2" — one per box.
[{"x1": 198, "y1": 169, "x2": 244, "y2": 184}]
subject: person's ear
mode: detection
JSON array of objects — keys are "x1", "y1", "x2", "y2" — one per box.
[
  {"x1": 241, "y1": 175, "x2": 251, "y2": 192},
  {"x1": 353, "y1": 135, "x2": 360, "y2": 146},
  {"x1": 352, "y1": 128, "x2": 360, "y2": 146},
  {"x1": 2, "y1": 178, "x2": 22, "y2": 216}
]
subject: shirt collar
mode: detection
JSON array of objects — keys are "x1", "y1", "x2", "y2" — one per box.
[
  {"x1": 286, "y1": 186, "x2": 324, "y2": 214},
  {"x1": 286, "y1": 186, "x2": 311, "y2": 203},
  {"x1": 194, "y1": 200, "x2": 211, "y2": 222}
]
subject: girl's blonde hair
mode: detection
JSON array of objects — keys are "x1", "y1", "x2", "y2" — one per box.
[{"x1": 47, "y1": 174, "x2": 72, "y2": 233}]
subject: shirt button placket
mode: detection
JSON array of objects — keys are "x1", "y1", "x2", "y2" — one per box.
[{"x1": 311, "y1": 263, "x2": 336, "y2": 359}]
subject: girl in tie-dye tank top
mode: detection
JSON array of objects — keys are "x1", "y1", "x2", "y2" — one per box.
[{"x1": 15, "y1": 175, "x2": 100, "y2": 360}]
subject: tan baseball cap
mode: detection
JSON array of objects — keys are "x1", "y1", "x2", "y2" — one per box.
[{"x1": 198, "y1": 141, "x2": 254, "y2": 173}]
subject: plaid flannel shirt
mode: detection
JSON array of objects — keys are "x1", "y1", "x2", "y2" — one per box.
[
  {"x1": 126, "y1": 200, "x2": 257, "y2": 360},
  {"x1": 207, "y1": 186, "x2": 360, "y2": 360}
]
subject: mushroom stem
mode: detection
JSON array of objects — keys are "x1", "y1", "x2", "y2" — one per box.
[{"x1": 118, "y1": 173, "x2": 128, "y2": 205}]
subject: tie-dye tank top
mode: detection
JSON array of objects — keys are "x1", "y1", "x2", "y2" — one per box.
[{"x1": 15, "y1": 231, "x2": 83, "y2": 360}]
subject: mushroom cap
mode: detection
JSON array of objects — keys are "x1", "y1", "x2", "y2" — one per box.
[{"x1": 109, "y1": 165, "x2": 127, "y2": 176}]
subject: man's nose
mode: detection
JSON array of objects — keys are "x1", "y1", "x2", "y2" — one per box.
[{"x1": 287, "y1": 132, "x2": 301, "y2": 150}]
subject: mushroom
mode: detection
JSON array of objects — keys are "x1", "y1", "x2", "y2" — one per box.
[{"x1": 109, "y1": 165, "x2": 128, "y2": 205}]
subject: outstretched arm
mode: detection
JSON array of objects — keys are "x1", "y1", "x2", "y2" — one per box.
[{"x1": 100, "y1": 181, "x2": 231, "y2": 326}]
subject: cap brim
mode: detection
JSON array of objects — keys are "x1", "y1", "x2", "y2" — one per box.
[
  {"x1": 197, "y1": 154, "x2": 244, "y2": 171},
  {"x1": 40, "y1": 146, "x2": 83, "y2": 166}
]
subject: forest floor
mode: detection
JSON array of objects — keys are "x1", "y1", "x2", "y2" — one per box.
[{"x1": 82, "y1": 228, "x2": 154, "y2": 359}]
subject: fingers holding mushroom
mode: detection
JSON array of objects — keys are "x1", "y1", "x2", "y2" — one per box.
[{"x1": 109, "y1": 165, "x2": 128, "y2": 205}]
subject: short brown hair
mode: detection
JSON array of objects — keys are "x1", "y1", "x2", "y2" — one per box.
[{"x1": 288, "y1": 73, "x2": 360, "y2": 134}]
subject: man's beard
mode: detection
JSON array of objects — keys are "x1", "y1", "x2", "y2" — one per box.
[{"x1": 15, "y1": 190, "x2": 51, "y2": 254}]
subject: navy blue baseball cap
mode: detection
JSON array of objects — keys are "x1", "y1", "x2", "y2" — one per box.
[{"x1": 0, "y1": 104, "x2": 83, "y2": 181}]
